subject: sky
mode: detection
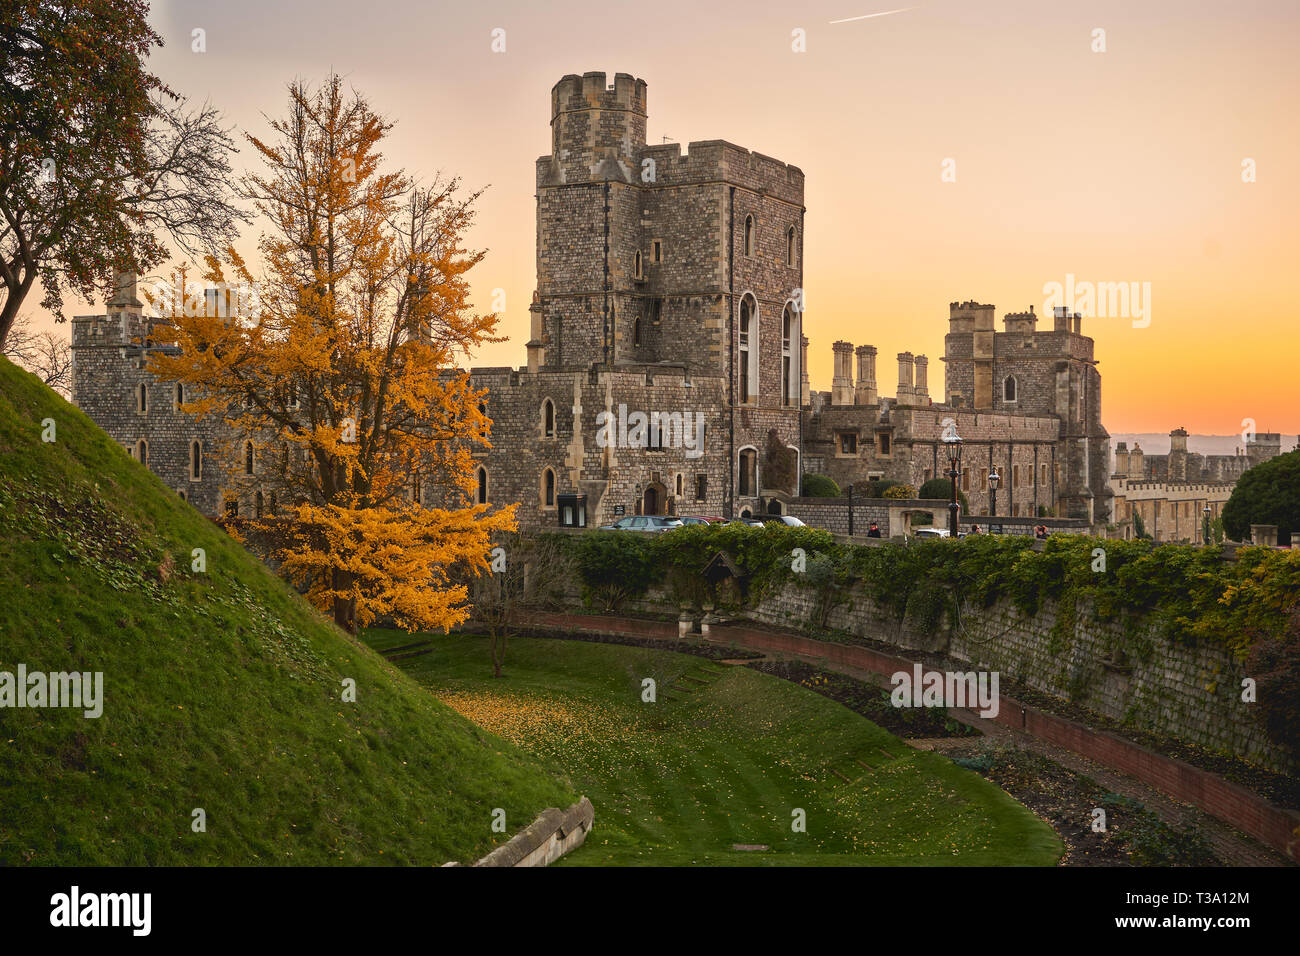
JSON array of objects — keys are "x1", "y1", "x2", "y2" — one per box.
[{"x1": 33, "y1": 0, "x2": 1300, "y2": 435}]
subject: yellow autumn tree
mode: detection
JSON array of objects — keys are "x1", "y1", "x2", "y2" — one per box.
[{"x1": 150, "y1": 75, "x2": 514, "y2": 633}]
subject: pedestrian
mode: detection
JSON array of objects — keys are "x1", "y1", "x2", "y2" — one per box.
[{"x1": 867, "y1": 522, "x2": 882, "y2": 538}]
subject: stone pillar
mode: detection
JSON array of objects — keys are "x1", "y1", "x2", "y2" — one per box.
[
  {"x1": 526, "y1": 291, "x2": 545, "y2": 372},
  {"x1": 914, "y1": 354, "x2": 929, "y2": 402},
  {"x1": 831, "y1": 341, "x2": 855, "y2": 406},
  {"x1": 1251, "y1": 524, "x2": 1278, "y2": 547},
  {"x1": 800, "y1": 334, "x2": 811, "y2": 407},
  {"x1": 896, "y1": 351, "x2": 914, "y2": 403},
  {"x1": 854, "y1": 345, "x2": 877, "y2": 406}
]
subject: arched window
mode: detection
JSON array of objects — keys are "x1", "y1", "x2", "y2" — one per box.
[
  {"x1": 675, "y1": 473, "x2": 684, "y2": 497},
  {"x1": 189, "y1": 440, "x2": 203, "y2": 481},
  {"x1": 786, "y1": 226, "x2": 797, "y2": 267},
  {"x1": 175, "y1": 383, "x2": 184, "y2": 407},
  {"x1": 178, "y1": 489, "x2": 187, "y2": 502},
  {"x1": 476, "y1": 466, "x2": 488, "y2": 505},
  {"x1": 135, "y1": 439, "x2": 148, "y2": 466},
  {"x1": 1004, "y1": 376, "x2": 1017, "y2": 402},
  {"x1": 542, "y1": 398, "x2": 555, "y2": 438},
  {"x1": 634, "y1": 249, "x2": 643, "y2": 279},
  {"x1": 541, "y1": 467, "x2": 555, "y2": 508},
  {"x1": 744, "y1": 215, "x2": 755, "y2": 257},
  {"x1": 137, "y1": 383, "x2": 148, "y2": 413},
  {"x1": 738, "y1": 447, "x2": 758, "y2": 497},
  {"x1": 244, "y1": 440, "x2": 255, "y2": 476},
  {"x1": 738, "y1": 294, "x2": 758, "y2": 403}
]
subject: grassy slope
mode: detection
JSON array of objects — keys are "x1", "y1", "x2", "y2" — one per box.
[
  {"x1": 0, "y1": 357, "x2": 576, "y2": 865},
  {"x1": 375, "y1": 632, "x2": 1063, "y2": 866}
]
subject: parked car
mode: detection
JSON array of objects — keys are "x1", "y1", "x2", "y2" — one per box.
[
  {"x1": 597, "y1": 515, "x2": 684, "y2": 533},
  {"x1": 912, "y1": 527, "x2": 950, "y2": 539},
  {"x1": 757, "y1": 515, "x2": 806, "y2": 527},
  {"x1": 677, "y1": 515, "x2": 726, "y2": 526},
  {"x1": 728, "y1": 517, "x2": 765, "y2": 528}
]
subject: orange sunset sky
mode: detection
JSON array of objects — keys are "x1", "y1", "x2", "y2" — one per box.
[{"x1": 36, "y1": 0, "x2": 1300, "y2": 435}]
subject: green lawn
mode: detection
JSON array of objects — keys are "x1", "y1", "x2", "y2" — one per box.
[
  {"x1": 365, "y1": 632, "x2": 1063, "y2": 866},
  {"x1": 0, "y1": 356, "x2": 575, "y2": 865}
]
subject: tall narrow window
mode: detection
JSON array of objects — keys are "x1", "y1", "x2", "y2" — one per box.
[
  {"x1": 175, "y1": 383, "x2": 184, "y2": 407},
  {"x1": 744, "y1": 215, "x2": 754, "y2": 257},
  {"x1": 738, "y1": 294, "x2": 757, "y2": 404},
  {"x1": 476, "y1": 466, "x2": 488, "y2": 505},
  {"x1": 542, "y1": 398, "x2": 555, "y2": 438},
  {"x1": 695, "y1": 474, "x2": 707, "y2": 501},
  {"x1": 675, "y1": 473, "x2": 684, "y2": 497},
  {"x1": 190, "y1": 440, "x2": 203, "y2": 481},
  {"x1": 136, "y1": 439, "x2": 148, "y2": 466},
  {"x1": 1004, "y1": 376, "x2": 1017, "y2": 402},
  {"x1": 781, "y1": 305, "x2": 794, "y2": 407},
  {"x1": 633, "y1": 249, "x2": 643, "y2": 279},
  {"x1": 542, "y1": 468, "x2": 555, "y2": 508},
  {"x1": 137, "y1": 383, "x2": 147, "y2": 413},
  {"x1": 255, "y1": 491, "x2": 264, "y2": 518},
  {"x1": 651, "y1": 239, "x2": 662, "y2": 263},
  {"x1": 633, "y1": 316, "x2": 642, "y2": 347},
  {"x1": 786, "y1": 226, "x2": 797, "y2": 267},
  {"x1": 244, "y1": 441, "x2": 255, "y2": 476}
]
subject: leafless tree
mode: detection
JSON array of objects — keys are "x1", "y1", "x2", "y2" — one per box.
[{"x1": 1, "y1": 312, "x2": 71, "y2": 396}]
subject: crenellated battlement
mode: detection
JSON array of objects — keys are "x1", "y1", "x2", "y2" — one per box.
[{"x1": 550, "y1": 72, "x2": 647, "y2": 121}]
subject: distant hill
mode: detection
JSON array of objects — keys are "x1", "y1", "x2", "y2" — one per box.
[{"x1": 0, "y1": 356, "x2": 574, "y2": 865}]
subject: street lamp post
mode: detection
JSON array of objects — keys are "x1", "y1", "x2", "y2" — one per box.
[
  {"x1": 942, "y1": 426, "x2": 963, "y2": 537},
  {"x1": 1203, "y1": 503, "x2": 1212, "y2": 545},
  {"x1": 989, "y1": 468, "x2": 1001, "y2": 519}
]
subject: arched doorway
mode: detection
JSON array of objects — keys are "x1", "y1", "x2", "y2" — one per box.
[
  {"x1": 767, "y1": 499, "x2": 783, "y2": 515},
  {"x1": 642, "y1": 482, "x2": 666, "y2": 516}
]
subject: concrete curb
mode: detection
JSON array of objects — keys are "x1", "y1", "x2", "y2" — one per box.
[{"x1": 471, "y1": 797, "x2": 595, "y2": 867}]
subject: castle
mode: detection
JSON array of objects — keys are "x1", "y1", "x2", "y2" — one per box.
[
  {"x1": 71, "y1": 72, "x2": 1114, "y2": 532},
  {"x1": 1109, "y1": 427, "x2": 1289, "y2": 542},
  {"x1": 801, "y1": 301, "x2": 1112, "y2": 523}
]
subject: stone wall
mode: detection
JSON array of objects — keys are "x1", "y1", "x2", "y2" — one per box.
[{"x1": 744, "y1": 582, "x2": 1291, "y2": 774}]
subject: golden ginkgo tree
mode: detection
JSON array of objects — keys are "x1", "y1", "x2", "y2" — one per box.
[{"x1": 150, "y1": 75, "x2": 514, "y2": 634}]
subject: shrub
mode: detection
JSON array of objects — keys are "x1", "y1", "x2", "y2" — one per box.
[
  {"x1": 918, "y1": 477, "x2": 968, "y2": 512},
  {"x1": 1222, "y1": 449, "x2": 1300, "y2": 544},
  {"x1": 802, "y1": 473, "x2": 840, "y2": 497},
  {"x1": 882, "y1": 483, "x2": 916, "y2": 500}
]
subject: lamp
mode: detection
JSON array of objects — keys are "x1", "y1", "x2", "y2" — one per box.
[
  {"x1": 942, "y1": 427, "x2": 963, "y2": 536},
  {"x1": 989, "y1": 468, "x2": 1001, "y2": 518}
]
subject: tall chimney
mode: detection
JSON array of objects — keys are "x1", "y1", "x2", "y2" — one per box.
[
  {"x1": 854, "y1": 345, "x2": 877, "y2": 406},
  {"x1": 831, "y1": 341, "x2": 855, "y2": 406}
]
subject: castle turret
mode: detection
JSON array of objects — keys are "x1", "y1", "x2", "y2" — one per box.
[
  {"x1": 1003, "y1": 307, "x2": 1037, "y2": 335},
  {"x1": 854, "y1": 345, "x2": 877, "y2": 406},
  {"x1": 545, "y1": 72, "x2": 647, "y2": 185}
]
